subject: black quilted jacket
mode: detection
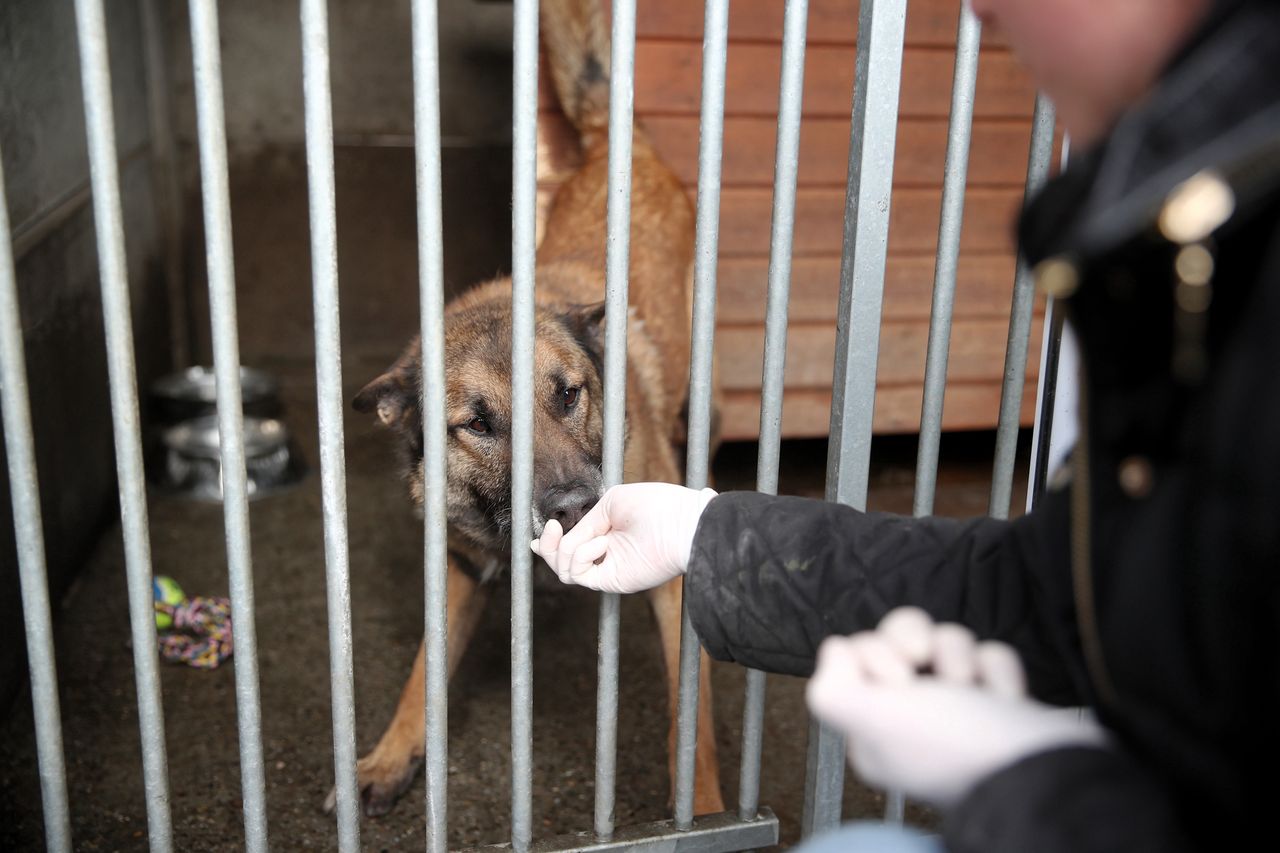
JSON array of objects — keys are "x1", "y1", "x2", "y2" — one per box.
[{"x1": 685, "y1": 4, "x2": 1280, "y2": 851}]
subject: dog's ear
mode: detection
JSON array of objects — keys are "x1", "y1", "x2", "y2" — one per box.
[
  {"x1": 355, "y1": 340, "x2": 422, "y2": 428},
  {"x1": 562, "y1": 301, "x2": 607, "y2": 367},
  {"x1": 353, "y1": 370, "x2": 416, "y2": 428}
]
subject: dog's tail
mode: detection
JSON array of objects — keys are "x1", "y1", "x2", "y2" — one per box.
[{"x1": 540, "y1": 0, "x2": 610, "y2": 137}]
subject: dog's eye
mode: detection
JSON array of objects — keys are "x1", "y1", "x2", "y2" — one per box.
[
  {"x1": 562, "y1": 386, "x2": 580, "y2": 410},
  {"x1": 467, "y1": 417, "x2": 491, "y2": 435}
]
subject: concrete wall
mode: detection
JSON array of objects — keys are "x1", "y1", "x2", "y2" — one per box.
[
  {"x1": 0, "y1": 0, "x2": 171, "y2": 711},
  {"x1": 165, "y1": 0, "x2": 514, "y2": 149},
  {"x1": 165, "y1": 0, "x2": 516, "y2": 362}
]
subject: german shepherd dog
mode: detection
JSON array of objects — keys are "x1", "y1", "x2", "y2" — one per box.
[{"x1": 328, "y1": 0, "x2": 724, "y2": 818}]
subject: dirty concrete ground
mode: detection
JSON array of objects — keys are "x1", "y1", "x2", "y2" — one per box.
[{"x1": 0, "y1": 148, "x2": 1029, "y2": 851}]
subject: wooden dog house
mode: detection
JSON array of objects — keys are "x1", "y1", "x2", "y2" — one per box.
[{"x1": 536, "y1": 0, "x2": 1050, "y2": 440}]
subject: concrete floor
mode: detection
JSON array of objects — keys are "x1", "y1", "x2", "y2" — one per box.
[{"x1": 0, "y1": 148, "x2": 1029, "y2": 851}]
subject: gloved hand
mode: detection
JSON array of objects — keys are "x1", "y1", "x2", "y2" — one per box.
[
  {"x1": 806, "y1": 607, "x2": 1107, "y2": 808},
  {"x1": 530, "y1": 482, "x2": 717, "y2": 593},
  {"x1": 828, "y1": 606, "x2": 1028, "y2": 695}
]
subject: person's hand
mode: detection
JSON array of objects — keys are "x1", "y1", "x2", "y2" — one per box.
[
  {"x1": 825, "y1": 606, "x2": 1029, "y2": 694},
  {"x1": 806, "y1": 608, "x2": 1107, "y2": 808},
  {"x1": 530, "y1": 482, "x2": 717, "y2": 593}
]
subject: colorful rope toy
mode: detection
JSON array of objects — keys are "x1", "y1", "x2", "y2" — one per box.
[{"x1": 152, "y1": 576, "x2": 234, "y2": 669}]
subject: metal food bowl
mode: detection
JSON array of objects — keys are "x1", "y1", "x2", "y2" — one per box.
[
  {"x1": 150, "y1": 366, "x2": 282, "y2": 425},
  {"x1": 159, "y1": 415, "x2": 303, "y2": 502}
]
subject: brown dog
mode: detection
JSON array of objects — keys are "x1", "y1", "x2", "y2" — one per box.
[{"x1": 327, "y1": 0, "x2": 724, "y2": 819}]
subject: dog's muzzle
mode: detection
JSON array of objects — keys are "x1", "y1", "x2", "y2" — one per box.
[{"x1": 536, "y1": 482, "x2": 599, "y2": 535}]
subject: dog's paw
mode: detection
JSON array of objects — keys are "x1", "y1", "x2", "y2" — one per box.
[{"x1": 323, "y1": 753, "x2": 423, "y2": 818}]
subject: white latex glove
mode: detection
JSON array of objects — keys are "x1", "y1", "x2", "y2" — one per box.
[
  {"x1": 807, "y1": 608, "x2": 1107, "y2": 808},
  {"x1": 530, "y1": 482, "x2": 717, "y2": 594},
  {"x1": 843, "y1": 606, "x2": 1028, "y2": 695}
]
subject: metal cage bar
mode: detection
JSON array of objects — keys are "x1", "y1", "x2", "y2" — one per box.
[
  {"x1": 682, "y1": 0, "x2": 729, "y2": 492},
  {"x1": 1027, "y1": 134, "x2": 1074, "y2": 513},
  {"x1": 758, "y1": 0, "x2": 809, "y2": 496},
  {"x1": 674, "y1": 0, "x2": 732, "y2": 831},
  {"x1": 187, "y1": 1, "x2": 270, "y2": 848},
  {"x1": 471, "y1": 808, "x2": 781, "y2": 853},
  {"x1": 914, "y1": 5, "x2": 982, "y2": 519},
  {"x1": 883, "y1": 3, "x2": 986, "y2": 825},
  {"x1": 72, "y1": 1, "x2": 176, "y2": 849},
  {"x1": 810, "y1": 0, "x2": 909, "y2": 836},
  {"x1": 0, "y1": 153, "x2": 73, "y2": 853},
  {"x1": 412, "y1": 0, "x2": 454, "y2": 849},
  {"x1": 414, "y1": 1, "x2": 453, "y2": 849},
  {"x1": 738, "y1": 659, "x2": 768, "y2": 823},
  {"x1": 511, "y1": 0, "x2": 541, "y2": 850},
  {"x1": 299, "y1": 1, "x2": 360, "y2": 850},
  {"x1": 989, "y1": 95, "x2": 1056, "y2": 520},
  {"x1": 736, "y1": 0, "x2": 813, "y2": 828},
  {"x1": 594, "y1": 0, "x2": 637, "y2": 840},
  {"x1": 823, "y1": 0, "x2": 910, "y2": 527},
  {"x1": 1028, "y1": 303, "x2": 1067, "y2": 507}
]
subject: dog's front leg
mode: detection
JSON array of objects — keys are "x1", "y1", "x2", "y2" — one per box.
[
  {"x1": 324, "y1": 558, "x2": 490, "y2": 817},
  {"x1": 647, "y1": 577, "x2": 726, "y2": 816}
]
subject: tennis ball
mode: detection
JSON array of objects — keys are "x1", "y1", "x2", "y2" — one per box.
[{"x1": 153, "y1": 576, "x2": 184, "y2": 630}]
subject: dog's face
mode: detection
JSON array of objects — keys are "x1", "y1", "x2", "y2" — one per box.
[{"x1": 354, "y1": 297, "x2": 607, "y2": 554}]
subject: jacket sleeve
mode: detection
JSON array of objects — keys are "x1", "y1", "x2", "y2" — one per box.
[
  {"x1": 943, "y1": 747, "x2": 1193, "y2": 853},
  {"x1": 684, "y1": 489, "x2": 1089, "y2": 705}
]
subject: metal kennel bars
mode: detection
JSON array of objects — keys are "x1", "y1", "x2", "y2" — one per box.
[{"x1": 0, "y1": 0, "x2": 1065, "y2": 850}]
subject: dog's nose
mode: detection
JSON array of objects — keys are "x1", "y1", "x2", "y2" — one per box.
[{"x1": 539, "y1": 483, "x2": 598, "y2": 533}]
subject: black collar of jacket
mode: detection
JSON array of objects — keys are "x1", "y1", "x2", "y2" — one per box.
[{"x1": 1018, "y1": 0, "x2": 1280, "y2": 268}]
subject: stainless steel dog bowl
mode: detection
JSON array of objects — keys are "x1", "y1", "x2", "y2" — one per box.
[
  {"x1": 150, "y1": 366, "x2": 282, "y2": 425},
  {"x1": 159, "y1": 415, "x2": 302, "y2": 501}
]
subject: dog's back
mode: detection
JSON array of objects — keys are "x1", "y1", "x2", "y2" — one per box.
[{"x1": 536, "y1": 0, "x2": 697, "y2": 433}]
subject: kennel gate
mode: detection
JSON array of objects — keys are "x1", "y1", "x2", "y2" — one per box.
[{"x1": 0, "y1": 0, "x2": 1066, "y2": 851}]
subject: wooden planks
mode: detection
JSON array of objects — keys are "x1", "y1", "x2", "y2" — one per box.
[
  {"x1": 642, "y1": 115, "x2": 1038, "y2": 188},
  {"x1": 720, "y1": 379, "x2": 1040, "y2": 440},
  {"x1": 711, "y1": 186, "x2": 1022, "y2": 256},
  {"x1": 539, "y1": 44, "x2": 1035, "y2": 118},
  {"x1": 536, "y1": 0, "x2": 1049, "y2": 441},
  {"x1": 717, "y1": 317, "x2": 1043, "y2": 391},
  {"x1": 633, "y1": 0, "x2": 1008, "y2": 49},
  {"x1": 715, "y1": 254, "x2": 1021, "y2": 324},
  {"x1": 532, "y1": 183, "x2": 1024, "y2": 255}
]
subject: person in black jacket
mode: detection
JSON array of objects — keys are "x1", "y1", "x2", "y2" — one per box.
[{"x1": 533, "y1": 0, "x2": 1280, "y2": 850}]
